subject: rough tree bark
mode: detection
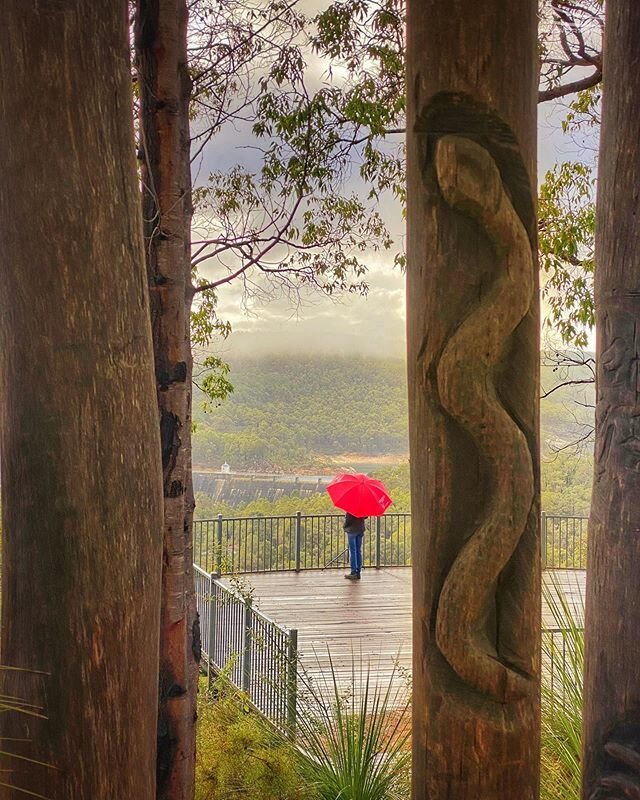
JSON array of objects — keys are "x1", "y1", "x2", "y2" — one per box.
[
  {"x1": 135, "y1": 2, "x2": 200, "y2": 798},
  {"x1": 0, "y1": 3, "x2": 163, "y2": 799},
  {"x1": 406, "y1": 2, "x2": 540, "y2": 798},
  {"x1": 582, "y1": 4, "x2": 640, "y2": 799}
]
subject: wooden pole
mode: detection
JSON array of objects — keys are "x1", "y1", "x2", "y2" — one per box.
[
  {"x1": 582, "y1": 3, "x2": 640, "y2": 798},
  {"x1": 406, "y1": 2, "x2": 540, "y2": 797},
  {"x1": 0, "y1": 3, "x2": 163, "y2": 797},
  {"x1": 135, "y1": 2, "x2": 199, "y2": 796}
]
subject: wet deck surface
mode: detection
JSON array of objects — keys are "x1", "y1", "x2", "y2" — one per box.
[{"x1": 223, "y1": 567, "x2": 586, "y2": 698}]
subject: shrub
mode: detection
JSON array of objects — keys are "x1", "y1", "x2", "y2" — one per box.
[{"x1": 196, "y1": 675, "x2": 311, "y2": 800}]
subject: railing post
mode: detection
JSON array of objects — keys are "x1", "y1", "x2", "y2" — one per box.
[
  {"x1": 541, "y1": 511, "x2": 547, "y2": 570},
  {"x1": 216, "y1": 513, "x2": 223, "y2": 574},
  {"x1": 207, "y1": 572, "x2": 218, "y2": 691},
  {"x1": 287, "y1": 628, "x2": 298, "y2": 737},
  {"x1": 375, "y1": 516, "x2": 382, "y2": 568},
  {"x1": 242, "y1": 601, "x2": 253, "y2": 694},
  {"x1": 294, "y1": 511, "x2": 302, "y2": 572}
]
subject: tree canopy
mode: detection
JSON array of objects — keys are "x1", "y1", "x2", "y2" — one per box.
[{"x1": 182, "y1": 0, "x2": 603, "y2": 365}]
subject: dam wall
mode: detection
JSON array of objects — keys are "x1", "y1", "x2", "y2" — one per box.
[{"x1": 193, "y1": 471, "x2": 332, "y2": 506}]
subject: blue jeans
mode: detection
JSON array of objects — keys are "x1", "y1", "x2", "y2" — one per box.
[{"x1": 347, "y1": 533, "x2": 364, "y2": 574}]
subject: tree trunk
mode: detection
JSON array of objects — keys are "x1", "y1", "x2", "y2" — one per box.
[
  {"x1": 0, "y1": 4, "x2": 163, "y2": 799},
  {"x1": 135, "y1": 3, "x2": 199, "y2": 798},
  {"x1": 582, "y1": 4, "x2": 640, "y2": 798},
  {"x1": 405, "y1": 3, "x2": 540, "y2": 798}
]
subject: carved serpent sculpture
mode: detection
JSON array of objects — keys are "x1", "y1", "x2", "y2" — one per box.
[
  {"x1": 434, "y1": 135, "x2": 535, "y2": 703},
  {"x1": 590, "y1": 741, "x2": 640, "y2": 799}
]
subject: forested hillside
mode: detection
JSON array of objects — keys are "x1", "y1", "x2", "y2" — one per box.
[
  {"x1": 192, "y1": 354, "x2": 595, "y2": 517},
  {"x1": 540, "y1": 355, "x2": 595, "y2": 449},
  {"x1": 193, "y1": 353, "x2": 595, "y2": 470},
  {"x1": 193, "y1": 355, "x2": 409, "y2": 471}
]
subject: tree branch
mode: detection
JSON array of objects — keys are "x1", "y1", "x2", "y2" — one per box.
[
  {"x1": 541, "y1": 378, "x2": 595, "y2": 399},
  {"x1": 549, "y1": 425, "x2": 594, "y2": 454},
  {"x1": 538, "y1": 66, "x2": 602, "y2": 102}
]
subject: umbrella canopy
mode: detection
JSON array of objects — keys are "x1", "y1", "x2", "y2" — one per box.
[{"x1": 326, "y1": 472, "x2": 392, "y2": 517}]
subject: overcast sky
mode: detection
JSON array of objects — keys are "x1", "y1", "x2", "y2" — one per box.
[{"x1": 194, "y1": 52, "x2": 598, "y2": 361}]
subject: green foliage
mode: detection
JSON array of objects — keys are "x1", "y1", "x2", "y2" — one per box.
[
  {"x1": 541, "y1": 452, "x2": 593, "y2": 517},
  {"x1": 187, "y1": 0, "x2": 603, "y2": 350},
  {"x1": 196, "y1": 676, "x2": 310, "y2": 800},
  {"x1": 196, "y1": 356, "x2": 234, "y2": 412},
  {"x1": 183, "y1": 0, "x2": 405, "y2": 385},
  {"x1": 367, "y1": 462, "x2": 410, "y2": 512},
  {"x1": 311, "y1": 0, "x2": 405, "y2": 202},
  {"x1": 562, "y1": 86, "x2": 601, "y2": 134},
  {"x1": 295, "y1": 650, "x2": 411, "y2": 800},
  {"x1": 191, "y1": 287, "x2": 232, "y2": 349},
  {"x1": 540, "y1": 579, "x2": 583, "y2": 800},
  {"x1": 538, "y1": 79, "x2": 600, "y2": 349},
  {"x1": 196, "y1": 652, "x2": 410, "y2": 800},
  {"x1": 188, "y1": 0, "x2": 398, "y2": 314},
  {"x1": 195, "y1": 491, "x2": 338, "y2": 521},
  {"x1": 193, "y1": 165, "x2": 389, "y2": 300},
  {"x1": 539, "y1": 162, "x2": 596, "y2": 347}
]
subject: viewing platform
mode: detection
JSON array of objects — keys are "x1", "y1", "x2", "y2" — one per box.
[
  {"x1": 195, "y1": 512, "x2": 588, "y2": 731},
  {"x1": 221, "y1": 565, "x2": 585, "y2": 695}
]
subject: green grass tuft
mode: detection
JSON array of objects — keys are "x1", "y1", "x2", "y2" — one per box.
[
  {"x1": 540, "y1": 574, "x2": 584, "y2": 800},
  {"x1": 293, "y1": 649, "x2": 411, "y2": 800}
]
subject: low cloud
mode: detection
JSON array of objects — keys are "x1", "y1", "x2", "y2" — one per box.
[{"x1": 213, "y1": 256, "x2": 406, "y2": 359}]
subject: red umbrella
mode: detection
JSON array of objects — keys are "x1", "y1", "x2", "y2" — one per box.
[{"x1": 326, "y1": 473, "x2": 392, "y2": 517}]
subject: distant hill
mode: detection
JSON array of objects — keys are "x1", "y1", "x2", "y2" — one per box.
[
  {"x1": 540, "y1": 353, "x2": 595, "y2": 450},
  {"x1": 192, "y1": 353, "x2": 595, "y2": 474},
  {"x1": 192, "y1": 354, "x2": 408, "y2": 471}
]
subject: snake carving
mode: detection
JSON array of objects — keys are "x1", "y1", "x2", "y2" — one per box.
[
  {"x1": 433, "y1": 135, "x2": 535, "y2": 703},
  {"x1": 589, "y1": 738, "x2": 640, "y2": 799}
]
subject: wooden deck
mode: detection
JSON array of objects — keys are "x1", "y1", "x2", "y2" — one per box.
[{"x1": 222, "y1": 567, "x2": 586, "y2": 698}]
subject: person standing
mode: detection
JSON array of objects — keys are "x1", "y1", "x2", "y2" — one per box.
[{"x1": 343, "y1": 512, "x2": 367, "y2": 580}]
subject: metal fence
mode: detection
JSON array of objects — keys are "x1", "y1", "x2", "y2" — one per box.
[
  {"x1": 542, "y1": 513, "x2": 588, "y2": 570},
  {"x1": 193, "y1": 512, "x2": 411, "y2": 575},
  {"x1": 194, "y1": 512, "x2": 587, "y2": 574},
  {"x1": 194, "y1": 565, "x2": 297, "y2": 734}
]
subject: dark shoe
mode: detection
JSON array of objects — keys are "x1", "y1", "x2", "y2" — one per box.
[{"x1": 344, "y1": 572, "x2": 361, "y2": 580}]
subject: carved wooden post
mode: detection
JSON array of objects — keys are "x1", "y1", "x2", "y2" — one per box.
[
  {"x1": 406, "y1": 2, "x2": 540, "y2": 798},
  {"x1": 582, "y1": 4, "x2": 640, "y2": 798}
]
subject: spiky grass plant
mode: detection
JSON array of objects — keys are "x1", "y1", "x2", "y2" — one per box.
[
  {"x1": 293, "y1": 649, "x2": 411, "y2": 800},
  {"x1": 0, "y1": 665, "x2": 49, "y2": 798},
  {"x1": 540, "y1": 574, "x2": 584, "y2": 800}
]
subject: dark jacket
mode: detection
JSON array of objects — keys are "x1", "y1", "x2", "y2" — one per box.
[{"x1": 343, "y1": 513, "x2": 367, "y2": 534}]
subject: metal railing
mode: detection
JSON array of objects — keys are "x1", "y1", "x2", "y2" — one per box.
[
  {"x1": 194, "y1": 512, "x2": 587, "y2": 574},
  {"x1": 542, "y1": 513, "x2": 588, "y2": 570},
  {"x1": 193, "y1": 512, "x2": 411, "y2": 575},
  {"x1": 194, "y1": 565, "x2": 298, "y2": 734}
]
